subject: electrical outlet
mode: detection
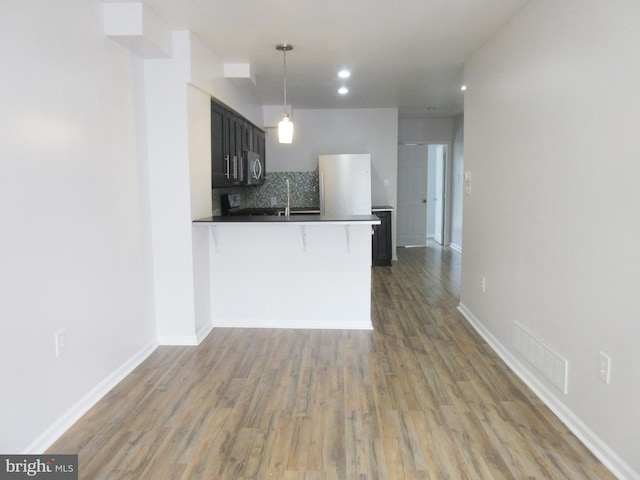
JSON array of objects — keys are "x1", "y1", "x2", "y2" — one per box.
[
  {"x1": 55, "y1": 329, "x2": 66, "y2": 357},
  {"x1": 598, "y1": 351, "x2": 611, "y2": 384},
  {"x1": 270, "y1": 196, "x2": 277, "y2": 206},
  {"x1": 480, "y1": 275, "x2": 486, "y2": 293}
]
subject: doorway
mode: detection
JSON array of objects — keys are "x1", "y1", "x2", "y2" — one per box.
[{"x1": 397, "y1": 143, "x2": 449, "y2": 247}]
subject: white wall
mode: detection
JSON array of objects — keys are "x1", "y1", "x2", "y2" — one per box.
[
  {"x1": 143, "y1": 31, "x2": 198, "y2": 344},
  {"x1": 142, "y1": 30, "x2": 263, "y2": 344},
  {"x1": 398, "y1": 117, "x2": 454, "y2": 144},
  {"x1": 0, "y1": 0, "x2": 265, "y2": 453},
  {"x1": 206, "y1": 222, "x2": 375, "y2": 329},
  {"x1": 266, "y1": 108, "x2": 399, "y2": 256},
  {"x1": 0, "y1": 0, "x2": 156, "y2": 453},
  {"x1": 461, "y1": 1, "x2": 640, "y2": 477},
  {"x1": 188, "y1": 85, "x2": 213, "y2": 339},
  {"x1": 450, "y1": 115, "x2": 464, "y2": 250},
  {"x1": 189, "y1": 34, "x2": 263, "y2": 126}
]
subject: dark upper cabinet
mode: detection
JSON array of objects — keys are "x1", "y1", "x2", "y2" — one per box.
[
  {"x1": 253, "y1": 128, "x2": 265, "y2": 163},
  {"x1": 243, "y1": 120, "x2": 254, "y2": 151},
  {"x1": 211, "y1": 101, "x2": 228, "y2": 187},
  {"x1": 227, "y1": 111, "x2": 244, "y2": 183},
  {"x1": 372, "y1": 210, "x2": 392, "y2": 266},
  {"x1": 211, "y1": 100, "x2": 241, "y2": 187},
  {"x1": 211, "y1": 99, "x2": 265, "y2": 188}
]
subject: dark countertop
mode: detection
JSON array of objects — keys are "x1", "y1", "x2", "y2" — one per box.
[{"x1": 193, "y1": 214, "x2": 381, "y2": 224}]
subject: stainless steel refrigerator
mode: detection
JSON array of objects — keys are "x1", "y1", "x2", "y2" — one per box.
[{"x1": 319, "y1": 153, "x2": 372, "y2": 215}]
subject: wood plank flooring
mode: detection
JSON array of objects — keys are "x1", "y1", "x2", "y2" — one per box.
[{"x1": 48, "y1": 244, "x2": 615, "y2": 479}]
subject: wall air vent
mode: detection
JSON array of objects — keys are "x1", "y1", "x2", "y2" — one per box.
[{"x1": 512, "y1": 321, "x2": 569, "y2": 394}]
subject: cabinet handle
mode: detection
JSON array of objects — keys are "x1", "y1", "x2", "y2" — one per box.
[
  {"x1": 254, "y1": 158, "x2": 262, "y2": 179},
  {"x1": 225, "y1": 155, "x2": 230, "y2": 179},
  {"x1": 233, "y1": 156, "x2": 238, "y2": 179},
  {"x1": 319, "y1": 172, "x2": 325, "y2": 214}
]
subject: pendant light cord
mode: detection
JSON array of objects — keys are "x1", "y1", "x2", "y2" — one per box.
[{"x1": 282, "y1": 48, "x2": 288, "y2": 116}]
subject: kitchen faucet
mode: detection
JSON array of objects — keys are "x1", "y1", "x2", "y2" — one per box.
[{"x1": 285, "y1": 178, "x2": 291, "y2": 217}]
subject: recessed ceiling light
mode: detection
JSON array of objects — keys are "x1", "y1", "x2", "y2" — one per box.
[
  {"x1": 338, "y1": 69, "x2": 351, "y2": 78},
  {"x1": 460, "y1": 85, "x2": 467, "y2": 91},
  {"x1": 338, "y1": 86, "x2": 349, "y2": 95}
]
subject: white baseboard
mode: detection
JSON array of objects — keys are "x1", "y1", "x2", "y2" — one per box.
[
  {"x1": 449, "y1": 243, "x2": 462, "y2": 252},
  {"x1": 196, "y1": 323, "x2": 214, "y2": 344},
  {"x1": 158, "y1": 324, "x2": 214, "y2": 345},
  {"x1": 457, "y1": 303, "x2": 639, "y2": 480},
  {"x1": 157, "y1": 335, "x2": 200, "y2": 346},
  {"x1": 23, "y1": 341, "x2": 158, "y2": 454},
  {"x1": 212, "y1": 318, "x2": 373, "y2": 330}
]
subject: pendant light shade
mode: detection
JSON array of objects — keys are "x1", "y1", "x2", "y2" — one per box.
[
  {"x1": 278, "y1": 114, "x2": 294, "y2": 144},
  {"x1": 276, "y1": 44, "x2": 294, "y2": 144}
]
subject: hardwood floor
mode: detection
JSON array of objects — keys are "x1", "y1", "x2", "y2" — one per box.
[{"x1": 48, "y1": 244, "x2": 615, "y2": 479}]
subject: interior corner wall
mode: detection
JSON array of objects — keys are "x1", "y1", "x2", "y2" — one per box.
[
  {"x1": 461, "y1": 1, "x2": 640, "y2": 477},
  {"x1": 189, "y1": 33, "x2": 263, "y2": 126},
  {"x1": 450, "y1": 115, "x2": 464, "y2": 250},
  {"x1": 0, "y1": 0, "x2": 156, "y2": 453},
  {"x1": 143, "y1": 30, "x2": 198, "y2": 344}
]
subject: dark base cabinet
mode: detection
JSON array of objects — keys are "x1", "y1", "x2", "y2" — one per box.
[{"x1": 372, "y1": 210, "x2": 392, "y2": 266}]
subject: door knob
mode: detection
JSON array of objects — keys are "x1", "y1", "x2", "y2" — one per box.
[{"x1": 422, "y1": 199, "x2": 427, "y2": 203}]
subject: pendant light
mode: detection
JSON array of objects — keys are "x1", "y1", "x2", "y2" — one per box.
[{"x1": 276, "y1": 44, "x2": 294, "y2": 144}]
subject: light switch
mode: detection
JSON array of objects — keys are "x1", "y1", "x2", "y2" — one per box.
[{"x1": 464, "y1": 171, "x2": 472, "y2": 196}]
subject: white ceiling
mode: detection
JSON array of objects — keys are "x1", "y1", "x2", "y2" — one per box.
[{"x1": 141, "y1": 0, "x2": 530, "y2": 118}]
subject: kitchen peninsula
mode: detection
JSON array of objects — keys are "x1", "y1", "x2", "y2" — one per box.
[{"x1": 193, "y1": 213, "x2": 380, "y2": 329}]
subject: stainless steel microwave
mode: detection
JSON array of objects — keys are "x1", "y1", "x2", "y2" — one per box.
[{"x1": 243, "y1": 150, "x2": 264, "y2": 185}]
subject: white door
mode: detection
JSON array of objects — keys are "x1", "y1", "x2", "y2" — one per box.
[
  {"x1": 433, "y1": 145, "x2": 445, "y2": 245},
  {"x1": 397, "y1": 145, "x2": 428, "y2": 246}
]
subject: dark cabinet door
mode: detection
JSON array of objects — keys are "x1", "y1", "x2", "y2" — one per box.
[
  {"x1": 226, "y1": 111, "x2": 245, "y2": 183},
  {"x1": 212, "y1": 103, "x2": 244, "y2": 187},
  {"x1": 234, "y1": 116, "x2": 245, "y2": 182},
  {"x1": 225, "y1": 112, "x2": 238, "y2": 182},
  {"x1": 253, "y1": 128, "x2": 266, "y2": 173},
  {"x1": 211, "y1": 101, "x2": 229, "y2": 187},
  {"x1": 243, "y1": 120, "x2": 253, "y2": 151},
  {"x1": 372, "y1": 210, "x2": 392, "y2": 266}
]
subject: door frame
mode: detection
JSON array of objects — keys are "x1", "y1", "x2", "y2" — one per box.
[
  {"x1": 432, "y1": 144, "x2": 445, "y2": 245},
  {"x1": 398, "y1": 141, "x2": 452, "y2": 247}
]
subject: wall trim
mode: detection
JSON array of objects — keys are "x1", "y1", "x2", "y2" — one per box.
[
  {"x1": 157, "y1": 334, "x2": 199, "y2": 346},
  {"x1": 212, "y1": 319, "x2": 373, "y2": 330},
  {"x1": 23, "y1": 341, "x2": 158, "y2": 454},
  {"x1": 449, "y1": 243, "x2": 462, "y2": 253},
  {"x1": 457, "y1": 302, "x2": 639, "y2": 480},
  {"x1": 195, "y1": 323, "x2": 214, "y2": 344}
]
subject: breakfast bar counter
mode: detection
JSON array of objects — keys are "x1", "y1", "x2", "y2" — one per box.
[
  {"x1": 192, "y1": 214, "x2": 380, "y2": 330},
  {"x1": 193, "y1": 213, "x2": 380, "y2": 224}
]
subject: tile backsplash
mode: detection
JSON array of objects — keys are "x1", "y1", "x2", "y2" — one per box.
[{"x1": 212, "y1": 171, "x2": 319, "y2": 215}]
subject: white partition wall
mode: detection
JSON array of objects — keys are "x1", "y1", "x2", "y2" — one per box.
[{"x1": 200, "y1": 221, "x2": 376, "y2": 330}]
